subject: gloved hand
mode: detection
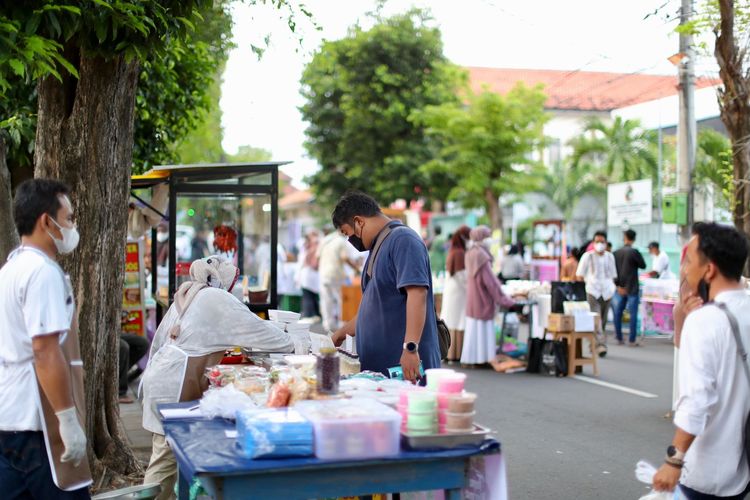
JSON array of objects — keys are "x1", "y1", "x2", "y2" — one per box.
[{"x1": 56, "y1": 407, "x2": 87, "y2": 466}]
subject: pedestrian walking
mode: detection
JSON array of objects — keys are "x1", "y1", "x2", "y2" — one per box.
[
  {"x1": 461, "y1": 226, "x2": 515, "y2": 366},
  {"x1": 613, "y1": 229, "x2": 646, "y2": 346},
  {"x1": 652, "y1": 222, "x2": 750, "y2": 499},
  {"x1": 330, "y1": 191, "x2": 440, "y2": 383},
  {"x1": 575, "y1": 230, "x2": 617, "y2": 357},
  {"x1": 441, "y1": 225, "x2": 471, "y2": 363},
  {"x1": 317, "y1": 226, "x2": 361, "y2": 332},
  {"x1": 296, "y1": 228, "x2": 321, "y2": 319},
  {"x1": 0, "y1": 179, "x2": 91, "y2": 497}
]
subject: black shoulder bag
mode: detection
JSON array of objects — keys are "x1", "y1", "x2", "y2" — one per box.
[
  {"x1": 366, "y1": 224, "x2": 451, "y2": 360},
  {"x1": 714, "y1": 302, "x2": 750, "y2": 471}
]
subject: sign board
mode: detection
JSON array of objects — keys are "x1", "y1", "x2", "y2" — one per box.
[
  {"x1": 607, "y1": 179, "x2": 653, "y2": 226},
  {"x1": 122, "y1": 240, "x2": 146, "y2": 336}
]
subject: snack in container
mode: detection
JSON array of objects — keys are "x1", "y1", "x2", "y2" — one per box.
[
  {"x1": 205, "y1": 365, "x2": 237, "y2": 388},
  {"x1": 436, "y1": 373, "x2": 466, "y2": 394},
  {"x1": 424, "y1": 368, "x2": 455, "y2": 391},
  {"x1": 445, "y1": 410, "x2": 475, "y2": 432},
  {"x1": 316, "y1": 347, "x2": 340, "y2": 395},
  {"x1": 296, "y1": 399, "x2": 401, "y2": 460},
  {"x1": 447, "y1": 392, "x2": 477, "y2": 413},
  {"x1": 267, "y1": 382, "x2": 291, "y2": 407}
]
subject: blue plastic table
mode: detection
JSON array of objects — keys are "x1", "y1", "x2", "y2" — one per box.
[{"x1": 161, "y1": 403, "x2": 501, "y2": 500}]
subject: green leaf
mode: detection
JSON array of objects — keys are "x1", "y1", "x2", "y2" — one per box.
[
  {"x1": 8, "y1": 59, "x2": 25, "y2": 77},
  {"x1": 90, "y1": 0, "x2": 114, "y2": 11}
]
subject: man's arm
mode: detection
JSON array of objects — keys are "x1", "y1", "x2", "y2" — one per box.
[
  {"x1": 401, "y1": 286, "x2": 427, "y2": 383},
  {"x1": 574, "y1": 253, "x2": 587, "y2": 281},
  {"x1": 332, "y1": 312, "x2": 357, "y2": 347},
  {"x1": 635, "y1": 249, "x2": 647, "y2": 269},
  {"x1": 652, "y1": 427, "x2": 696, "y2": 492},
  {"x1": 33, "y1": 333, "x2": 74, "y2": 411}
]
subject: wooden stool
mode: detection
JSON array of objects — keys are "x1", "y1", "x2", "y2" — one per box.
[{"x1": 549, "y1": 330, "x2": 599, "y2": 377}]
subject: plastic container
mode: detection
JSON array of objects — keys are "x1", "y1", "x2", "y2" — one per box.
[
  {"x1": 236, "y1": 408, "x2": 314, "y2": 459},
  {"x1": 398, "y1": 385, "x2": 425, "y2": 406},
  {"x1": 425, "y1": 368, "x2": 455, "y2": 391},
  {"x1": 407, "y1": 410, "x2": 437, "y2": 429},
  {"x1": 437, "y1": 373, "x2": 466, "y2": 394},
  {"x1": 296, "y1": 399, "x2": 401, "y2": 460},
  {"x1": 445, "y1": 410, "x2": 475, "y2": 431},
  {"x1": 316, "y1": 348, "x2": 340, "y2": 395},
  {"x1": 447, "y1": 392, "x2": 477, "y2": 413},
  {"x1": 407, "y1": 391, "x2": 437, "y2": 412}
]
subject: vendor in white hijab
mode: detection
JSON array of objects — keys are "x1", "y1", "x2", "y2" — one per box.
[{"x1": 141, "y1": 255, "x2": 293, "y2": 499}]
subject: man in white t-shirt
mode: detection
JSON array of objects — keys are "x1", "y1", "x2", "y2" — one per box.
[
  {"x1": 648, "y1": 241, "x2": 674, "y2": 279},
  {"x1": 316, "y1": 227, "x2": 362, "y2": 332},
  {"x1": 0, "y1": 179, "x2": 88, "y2": 498},
  {"x1": 652, "y1": 222, "x2": 750, "y2": 498},
  {"x1": 576, "y1": 230, "x2": 617, "y2": 356}
]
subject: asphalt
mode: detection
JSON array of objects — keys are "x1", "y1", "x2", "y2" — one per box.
[{"x1": 463, "y1": 334, "x2": 676, "y2": 500}]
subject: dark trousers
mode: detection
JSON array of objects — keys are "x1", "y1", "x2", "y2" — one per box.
[
  {"x1": 681, "y1": 481, "x2": 750, "y2": 500},
  {"x1": 119, "y1": 334, "x2": 149, "y2": 396},
  {"x1": 613, "y1": 293, "x2": 640, "y2": 343},
  {"x1": 301, "y1": 288, "x2": 320, "y2": 318},
  {"x1": 0, "y1": 430, "x2": 90, "y2": 499}
]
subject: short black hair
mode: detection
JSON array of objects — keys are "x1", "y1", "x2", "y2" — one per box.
[
  {"x1": 593, "y1": 230, "x2": 607, "y2": 240},
  {"x1": 332, "y1": 191, "x2": 382, "y2": 228},
  {"x1": 692, "y1": 222, "x2": 749, "y2": 281},
  {"x1": 624, "y1": 229, "x2": 637, "y2": 241},
  {"x1": 648, "y1": 241, "x2": 659, "y2": 250},
  {"x1": 13, "y1": 178, "x2": 70, "y2": 237}
]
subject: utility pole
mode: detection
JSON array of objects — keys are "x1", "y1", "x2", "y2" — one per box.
[{"x1": 677, "y1": 0, "x2": 697, "y2": 242}]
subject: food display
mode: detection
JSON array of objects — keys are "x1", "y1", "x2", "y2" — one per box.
[{"x1": 295, "y1": 399, "x2": 401, "y2": 460}]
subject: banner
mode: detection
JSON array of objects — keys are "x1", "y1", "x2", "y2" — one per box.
[{"x1": 607, "y1": 179, "x2": 652, "y2": 226}]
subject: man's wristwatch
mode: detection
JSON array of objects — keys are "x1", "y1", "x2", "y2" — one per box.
[
  {"x1": 665, "y1": 445, "x2": 686, "y2": 468},
  {"x1": 403, "y1": 341, "x2": 418, "y2": 353}
]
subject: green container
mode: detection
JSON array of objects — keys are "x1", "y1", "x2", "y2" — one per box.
[
  {"x1": 675, "y1": 193, "x2": 688, "y2": 225},
  {"x1": 662, "y1": 195, "x2": 676, "y2": 223}
]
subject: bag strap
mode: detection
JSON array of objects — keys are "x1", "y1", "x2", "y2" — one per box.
[
  {"x1": 714, "y1": 302, "x2": 750, "y2": 385},
  {"x1": 365, "y1": 223, "x2": 403, "y2": 279}
]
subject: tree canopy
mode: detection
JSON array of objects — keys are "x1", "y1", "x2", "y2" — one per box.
[
  {"x1": 414, "y1": 84, "x2": 548, "y2": 231},
  {"x1": 300, "y1": 9, "x2": 463, "y2": 206}
]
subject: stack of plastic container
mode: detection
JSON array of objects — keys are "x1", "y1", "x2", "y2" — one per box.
[
  {"x1": 398, "y1": 368, "x2": 476, "y2": 435},
  {"x1": 236, "y1": 408, "x2": 314, "y2": 459}
]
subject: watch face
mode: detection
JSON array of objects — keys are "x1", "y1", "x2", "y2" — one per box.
[
  {"x1": 406, "y1": 342, "x2": 418, "y2": 352},
  {"x1": 667, "y1": 445, "x2": 676, "y2": 457}
]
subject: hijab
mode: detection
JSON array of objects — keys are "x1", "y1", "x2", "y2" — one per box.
[{"x1": 465, "y1": 226, "x2": 493, "y2": 277}]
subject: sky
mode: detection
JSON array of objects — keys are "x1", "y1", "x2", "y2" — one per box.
[{"x1": 220, "y1": 0, "x2": 718, "y2": 188}]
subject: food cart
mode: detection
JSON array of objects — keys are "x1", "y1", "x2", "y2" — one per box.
[
  {"x1": 131, "y1": 162, "x2": 286, "y2": 318},
  {"x1": 530, "y1": 219, "x2": 565, "y2": 282}
]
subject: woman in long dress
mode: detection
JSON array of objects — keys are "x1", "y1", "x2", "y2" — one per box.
[
  {"x1": 462, "y1": 226, "x2": 516, "y2": 366},
  {"x1": 441, "y1": 225, "x2": 471, "y2": 362}
]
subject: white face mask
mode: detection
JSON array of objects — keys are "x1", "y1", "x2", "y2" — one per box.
[
  {"x1": 594, "y1": 242, "x2": 606, "y2": 253},
  {"x1": 156, "y1": 232, "x2": 169, "y2": 243},
  {"x1": 482, "y1": 237, "x2": 493, "y2": 248},
  {"x1": 48, "y1": 216, "x2": 80, "y2": 255}
]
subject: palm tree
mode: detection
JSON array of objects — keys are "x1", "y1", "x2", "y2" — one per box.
[
  {"x1": 540, "y1": 158, "x2": 605, "y2": 220},
  {"x1": 569, "y1": 117, "x2": 659, "y2": 184}
]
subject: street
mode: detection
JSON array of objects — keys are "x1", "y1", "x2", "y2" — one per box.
[{"x1": 463, "y1": 334, "x2": 676, "y2": 499}]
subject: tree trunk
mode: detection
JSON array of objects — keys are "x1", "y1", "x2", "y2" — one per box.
[
  {"x1": 34, "y1": 49, "x2": 142, "y2": 485},
  {"x1": 484, "y1": 188, "x2": 503, "y2": 234},
  {"x1": 715, "y1": 0, "x2": 750, "y2": 272},
  {"x1": 0, "y1": 138, "x2": 20, "y2": 261}
]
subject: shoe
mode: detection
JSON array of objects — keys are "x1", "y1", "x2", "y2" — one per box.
[
  {"x1": 118, "y1": 395, "x2": 134, "y2": 404},
  {"x1": 617, "y1": 340, "x2": 625, "y2": 346},
  {"x1": 628, "y1": 342, "x2": 640, "y2": 347}
]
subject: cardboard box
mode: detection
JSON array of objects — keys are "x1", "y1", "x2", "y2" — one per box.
[
  {"x1": 573, "y1": 311, "x2": 595, "y2": 332},
  {"x1": 547, "y1": 313, "x2": 574, "y2": 332}
]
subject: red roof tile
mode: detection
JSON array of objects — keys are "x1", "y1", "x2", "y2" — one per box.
[{"x1": 466, "y1": 67, "x2": 720, "y2": 111}]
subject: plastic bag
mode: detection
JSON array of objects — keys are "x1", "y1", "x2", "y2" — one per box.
[
  {"x1": 199, "y1": 384, "x2": 257, "y2": 419},
  {"x1": 635, "y1": 460, "x2": 680, "y2": 500}
]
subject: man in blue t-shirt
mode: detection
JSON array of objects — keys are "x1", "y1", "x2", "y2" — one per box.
[{"x1": 331, "y1": 191, "x2": 441, "y2": 383}]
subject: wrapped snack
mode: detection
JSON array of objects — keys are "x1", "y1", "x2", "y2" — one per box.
[
  {"x1": 205, "y1": 365, "x2": 237, "y2": 388},
  {"x1": 267, "y1": 382, "x2": 291, "y2": 407}
]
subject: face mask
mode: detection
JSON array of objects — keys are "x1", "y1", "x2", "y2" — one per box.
[
  {"x1": 156, "y1": 232, "x2": 169, "y2": 243},
  {"x1": 47, "y1": 216, "x2": 80, "y2": 255},
  {"x1": 697, "y1": 279, "x2": 710, "y2": 303},
  {"x1": 594, "y1": 242, "x2": 606, "y2": 253},
  {"x1": 348, "y1": 220, "x2": 367, "y2": 252},
  {"x1": 482, "y1": 237, "x2": 493, "y2": 248}
]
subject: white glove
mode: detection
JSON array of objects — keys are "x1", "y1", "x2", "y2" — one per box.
[{"x1": 56, "y1": 407, "x2": 87, "y2": 466}]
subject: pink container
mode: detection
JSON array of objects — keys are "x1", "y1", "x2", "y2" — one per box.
[
  {"x1": 438, "y1": 410, "x2": 447, "y2": 425},
  {"x1": 437, "y1": 373, "x2": 466, "y2": 394},
  {"x1": 438, "y1": 424, "x2": 447, "y2": 434},
  {"x1": 437, "y1": 393, "x2": 451, "y2": 410}
]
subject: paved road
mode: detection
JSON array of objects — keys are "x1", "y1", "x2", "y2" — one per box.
[{"x1": 461, "y1": 334, "x2": 676, "y2": 500}]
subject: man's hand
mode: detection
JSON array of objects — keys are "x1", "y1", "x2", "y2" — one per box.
[
  {"x1": 617, "y1": 286, "x2": 628, "y2": 296},
  {"x1": 400, "y1": 350, "x2": 421, "y2": 384},
  {"x1": 331, "y1": 329, "x2": 347, "y2": 347},
  {"x1": 56, "y1": 407, "x2": 87, "y2": 467},
  {"x1": 652, "y1": 463, "x2": 681, "y2": 492},
  {"x1": 673, "y1": 289, "x2": 704, "y2": 348}
]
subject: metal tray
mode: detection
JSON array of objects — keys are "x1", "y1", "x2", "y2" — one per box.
[{"x1": 401, "y1": 424, "x2": 492, "y2": 450}]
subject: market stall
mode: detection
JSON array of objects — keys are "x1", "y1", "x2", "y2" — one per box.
[
  {"x1": 152, "y1": 311, "x2": 506, "y2": 499},
  {"x1": 639, "y1": 278, "x2": 679, "y2": 338},
  {"x1": 131, "y1": 162, "x2": 286, "y2": 318}
]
